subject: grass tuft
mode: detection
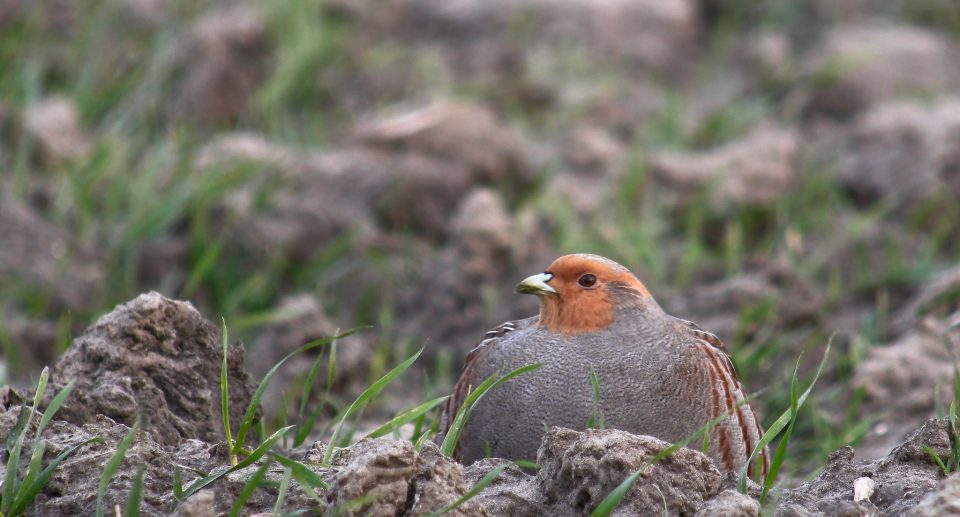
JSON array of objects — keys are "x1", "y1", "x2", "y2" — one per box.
[
  {"x1": 176, "y1": 425, "x2": 293, "y2": 503},
  {"x1": 96, "y1": 415, "x2": 142, "y2": 517},
  {"x1": 233, "y1": 329, "x2": 361, "y2": 459},
  {"x1": 739, "y1": 337, "x2": 833, "y2": 497},
  {"x1": 0, "y1": 369, "x2": 93, "y2": 517},
  {"x1": 322, "y1": 348, "x2": 424, "y2": 464}
]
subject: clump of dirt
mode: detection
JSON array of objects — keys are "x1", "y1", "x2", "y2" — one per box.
[
  {"x1": 664, "y1": 258, "x2": 824, "y2": 343},
  {"x1": 892, "y1": 267, "x2": 960, "y2": 335},
  {"x1": 804, "y1": 24, "x2": 960, "y2": 120},
  {"x1": 852, "y1": 315, "x2": 960, "y2": 459},
  {"x1": 838, "y1": 98, "x2": 960, "y2": 207},
  {"x1": 0, "y1": 195, "x2": 105, "y2": 312},
  {"x1": 46, "y1": 292, "x2": 257, "y2": 447},
  {"x1": 910, "y1": 472, "x2": 960, "y2": 516},
  {"x1": 197, "y1": 100, "x2": 532, "y2": 265},
  {"x1": 324, "y1": 440, "x2": 485, "y2": 516},
  {"x1": 397, "y1": 186, "x2": 543, "y2": 357},
  {"x1": 23, "y1": 96, "x2": 92, "y2": 163},
  {"x1": 0, "y1": 410, "x2": 173, "y2": 516},
  {"x1": 538, "y1": 428, "x2": 721, "y2": 515},
  {"x1": 173, "y1": 5, "x2": 271, "y2": 125},
  {"x1": 649, "y1": 123, "x2": 799, "y2": 208},
  {"x1": 462, "y1": 427, "x2": 731, "y2": 516},
  {"x1": 341, "y1": 0, "x2": 700, "y2": 78},
  {"x1": 351, "y1": 101, "x2": 533, "y2": 190},
  {"x1": 776, "y1": 417, "x2": 951, "y2": 516},
  {"x1": 695, "y1": 489, "x2": 760, "y2": 516}
]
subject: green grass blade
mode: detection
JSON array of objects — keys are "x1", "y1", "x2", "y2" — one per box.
[
  {"x1": 220, "y1": 319, "x2": 234, "y2": 464},
  {"x1": 31, "y1": 368, "x2": 49, "y2": 412},
  {"x1": 173, "y1": 468, "x2": 184, "y2": 501},
  {"x1": 760, "y1": 360, "x2": 801, "y2": 504},
  {"x1": 300, "y1": 329, "x2": 341, "y2": 416},
  {"x1": 414, "y1": 412, "x2": 441, "y2": 452},
  {"x1": 589, "y1": 469, "x2": 644, "y2": 517},
  {"x1": 2, "y1": 367, "x2": 50, "y2": 514},
  {"x1": 322, "y1": 348, "x2": 424, "y2": 465},
  {"x1": 6, "y1": 378, "x2": 74, "y2": 515},
  {"x1": 325, "y1": 335, "x2": 338, "y2": 399},
  {"x1": 274, "y1": 467, "x2": 293, "y2": 515},
  {"x1": 227, "y1": 459, "x2": 273, "y2": 517},
  {"x1": 364, "y1": 396, "x2": 449, "y2": 440},
  {"x1": 180, "y1": 425, "x2": 293, "y2": 501},
  {"x1": 5, "y1": 405, "x2": 29, "y2": 454},
  {"x1": 298, "y1": 343, "x2": 330, "y2": 418},
  {"x1": 738, "y1": 337, "x2": 832, "y2": 492},
  {"x1": 10, "y1": 439, "x2": 45, "y2": 513},
  {"x1": 440, "y1": 363, "x2": 543, "y2": 457},
  {"x1": 294, "y1": 402, "x2": 328, "y2": 448},
  {"x1": 424, "y1": 463, "x2": 511, "y2": 517},
  {"x1": 295, "y1": 329, "x2": 340, "y2": 447},
  {"x1": 924, "y1": 445, "x2": 949, "y2": 476},
  {"x1": 36, "y1": 382, "x2": 74, "y2": 438},
  {"x1": 96, "y1": 416, "x2": 142, "y2": 517},
  {"x1": 181, "y1": 239, "x2": 224, "y2": 298},
  {"x1": 2, "y1": 423, "x2": 25, "y2": 514},
  {"x1": 272, "y1": 454, "x2": 329, "y2": 494},
  {"x1": 125, "y1": 466, "x2": 145, "y2": 517},
  {"x1": 9, "y1": 437, "x2": 101, "y2": 516},
  {"x1": 234, "y1": 329, "x2": 360, "y2": 456},
  {"x1": 950, "y1": 398, "x2": 960, "y2": 472}
]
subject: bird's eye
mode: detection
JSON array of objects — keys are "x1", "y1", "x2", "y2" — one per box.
[{"x1": 577, "y1": 274, "x2": 597, "y2": 288}]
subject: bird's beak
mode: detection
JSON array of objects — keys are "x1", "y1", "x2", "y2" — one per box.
[{"x1": 515, "y1": 272, "x2": 557, "y2": 296}]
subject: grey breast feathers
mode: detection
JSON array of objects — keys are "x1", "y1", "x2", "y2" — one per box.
[{"x1": 437, "y1": 316, "x2": 538, "y2": 456}]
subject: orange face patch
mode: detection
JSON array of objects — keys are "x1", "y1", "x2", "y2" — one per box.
[{"x1": 534, "y1": 254, "x2": 650, "y2": 334}]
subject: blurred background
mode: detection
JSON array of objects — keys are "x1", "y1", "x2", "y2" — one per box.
[{"x1": 1, "y1": 0, "x2": 960, "y2": 482}]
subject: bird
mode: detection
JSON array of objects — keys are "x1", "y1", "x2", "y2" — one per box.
[{"x1": 438, "y1": 253, "x2": 768, "y2": 477}]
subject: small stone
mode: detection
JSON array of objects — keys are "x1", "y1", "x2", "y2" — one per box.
[{"x1": 24, "y1": 96, "x2": 91, "y2": 162}]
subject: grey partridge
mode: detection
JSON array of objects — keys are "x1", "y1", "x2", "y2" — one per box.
[{"x1": 438, "y1": 253, "x2": 768, "y2": 477}]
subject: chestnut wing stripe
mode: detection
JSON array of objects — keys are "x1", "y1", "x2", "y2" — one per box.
[
  {"x1": 700, "y1": 340, "x2": 739, "y2": 470},
  {"x1": 703, "y1": 348, "x2": 735, "y2": 470},
  {"x1": 697, "y1": 337, "x2": 767, "y2": 478}
]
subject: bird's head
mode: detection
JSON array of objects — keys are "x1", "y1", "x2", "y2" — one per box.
[{"x1": 515, "y1": 254, "x2": 652, "y2": 334}]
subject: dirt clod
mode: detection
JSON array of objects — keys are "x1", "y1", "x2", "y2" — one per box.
[
  {"x1": 23, "y1": 96, "x2": 91, "y2": 163},
  {"x1": 852, "y1": 318, "x2": 960, "y2": 459},
  {"x1": 805, "y1": 24, "x2": 960, "y2": 119},
  {"x1": 776, "y1": 419, "x2": 949, "y2": 516},
  {"x1": 175, "y1": 6, "x2": 270, "y2": 125},
  {"x1": 324, "y1": 438, "x2": 486, "y2": 516},
  {"x1": 537, "y1": 427, "x2": 722, "y2": 516},
  {"x1": 695, "y1": 489, "x2": 761, "y2": 517},
  {"x1": 909, "y1": 472, "x2": 960, "y2": 517},
  {"x1": 47, "y1": 292, "x2": 257, "y2": 447},
  {"x1": 0, "y1": 195, "x2": 105, "y2": 310},
  {"x1": 650, "y1": 123, "x2": 799, "y2": 208}
]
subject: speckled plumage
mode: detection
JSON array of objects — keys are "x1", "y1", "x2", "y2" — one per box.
[{"x1": 438, "y1": 254, "x2": 768, "y2": 476}]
